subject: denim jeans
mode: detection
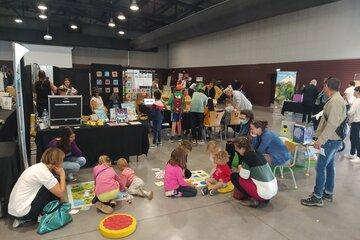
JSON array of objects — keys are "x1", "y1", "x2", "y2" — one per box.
[
  {"x1": 152, "y1": 119, "x2": 163, "y2": 144},
  {"x1": 314, "y1": 140, "x2": 342, "y2": 198},
  {"x1": 62, "y1": 156, "x2": 86, "y2": 174}
]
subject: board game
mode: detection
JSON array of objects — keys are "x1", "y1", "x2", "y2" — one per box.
[{"x1": 186, "y1": 170, "x2": 210, "y2": 188}]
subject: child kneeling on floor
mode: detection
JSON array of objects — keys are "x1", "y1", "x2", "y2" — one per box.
[
  {"x1": 117, "y1": 158, "x2": 153, "y2": 200},
  {"x1": 93, "y1": 155, "x2": 125, "y2": 214},
  {"x1": 164, "y1": 147, "x2": 197, "y2": 197},
  {"x1": 201, "y1": 150, "x2": 231, "y2": 196}
]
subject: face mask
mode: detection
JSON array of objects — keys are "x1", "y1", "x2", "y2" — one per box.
[
  {"x1": 250, "y1": 133, "x2": 257, "y2": 138},
  {"x1": 241, "y1": 119, "x2": 249, "y2": 125}
]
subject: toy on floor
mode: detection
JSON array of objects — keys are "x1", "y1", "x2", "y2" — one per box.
[
  {"x1": 99, "y1": 213, "x2": 137, "y2": 239},
  {"x1": 217, "y1": 181, "x2": 234, "y2": 193}
]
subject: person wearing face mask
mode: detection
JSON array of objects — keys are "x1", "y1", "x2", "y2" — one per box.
[
  {"x1": 250, "y1": 120, "x2": 290, "y2": 166},
  {"x1": 237, "y1": 109, "x2": 254, "y2": 136}
]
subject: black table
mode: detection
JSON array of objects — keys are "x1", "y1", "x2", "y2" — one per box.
[
  {"x1": 0, "y1": 141, "x2": 23, "y2": 217},
  {"x1": 281, "y1": 101, "x2": 322, "y2": 115},
  {"x1": 0, "y1": 109, "x2": 17, "y2": 142},
  {"x1": 36, "y1": 123, "x2": 149, "y2": 166}
]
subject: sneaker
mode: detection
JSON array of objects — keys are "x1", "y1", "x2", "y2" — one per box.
[
  {"x1": 12, "y1": 219, "x2": 32, "y2": 228},
  {"x1": 344, "y1": 154, "x2": 356, "y2": 159},
  {"x1": 192, "y1": 140, "x2": 197, "y2": 144},
  {"x1": 170, "y1": 136, "x2": 175, "y2": 143},
  {"x1": 209, "y1": 189, "x2": 217, "y2": 196},
  {"x1": 96, "y1": 202, "x2": 114, "y2": 214},
  {"x1": 146, "y1": 191, "x2": 154, "y2": 200},
  {"x1": 350, "y1": 157, "x2": 360, "y2": 163},
  {"x1": 322, "y1": 192, "x2": 333, "y2": 202},
  {"x1": 201, "y1": 186, "x2": 209, "y2": 196},
  {"x1": 150, "y1": 144, "x2": 157, "y2": 148},
  {"x1": 157, "y1": 142, "x2": 163, "y2": 146},
  {"x1": 109, "y1": 200, "x2": 117, "y2": 207},
  {"x1": 249, "y1": 199, "x2": 260, "y2": 208},
  {"x1": 198, "y1": 140, "x2": 205, "y2": 145},
  {"x1": 165, "y1": 190, "x2": 176, "y2": 197},
  {"x1": 300, "y1": 194, "x2": 324, "y2": 207},
  {"x1": 177, "y1": 136, "x2": 182, "y2": 142}
]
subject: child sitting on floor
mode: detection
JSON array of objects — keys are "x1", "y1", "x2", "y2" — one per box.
[
  {"x1": 201, "y1": 150, "x2": 231, "y2": 196},
  {"x1": 93, "y1": 155, "x2": 125, "y2": 214},
  {"x1": 206, "y1": 140, "x2": 221, "y2": 163},
  {"x1": 179, "y1": 140, "x2": 193, "y2": 179},
  {"x1": 117, "y1": 158, "x2": 153, "y2": 200},
  {"x1": 164, "y1": 147, "x2": 197, "y2": 197}
]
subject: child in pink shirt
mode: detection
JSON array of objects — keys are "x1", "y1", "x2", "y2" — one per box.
[
  {"x1": 164, "y1": 147, "x2": 197, "y2": 197},
  {"x1": 117, "y1": 158, "x2": 153, "y2": 200},
  {"x1": 93, "y1": 155, "x2": 125, "y2": 214}
]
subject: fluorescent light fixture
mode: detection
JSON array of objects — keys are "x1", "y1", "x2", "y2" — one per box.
[
  {"x1": 130, "y1": 0, "x2": 139, "y2": 11},
  {"x1": 43, "y1": 34, "x2": 52, "y2": 40},
  {"x1": 117, "y1": 12, "x2": 126, "y2": 20},
  {"x1": 118, "y1": 30, "x2": 125, "y2": 35},
  {"x1": 14, "y1": 18, "x2": 23, "y2": 23},
  {"x1": 108, "y1": 18, "x2": 116, "y2": 27},
  {"x1": 38, "y1": 3, "x2": 47, "y2": 11},
  {"x1": 39, "y1": 13, "x2": 47, "y2": 19},
  {"x1": 70, "y1": 24, "x2": 78, "y2": 30}
]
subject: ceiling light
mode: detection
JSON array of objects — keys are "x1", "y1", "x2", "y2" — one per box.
[
  {"x1": 117, "y1": 12, "x2": 126, "y2": 20},
  {"x1": 14, "y1": 18, "x2": 23, "y2": 23},
  {"x1": 70, "y1": 24, "x2": 78, "y2": 30},
  {"x1": 38, "y1": 3, "x2": 47, "y2": 11},
  {"x1": 39, "y1": 13, "x2": 47, "y2": 19},
  {"x1": 108, "y1": 18, "x2": 116, "y2": 27},
  {"x1": 118, "y1": 30, "x2": 125, "y2": 35},
  {"x1": 130, "y1": 0, "x2": 139, "y2": 11},
  {"x1": 43, "y1": 34, "x2": 52, "y2": 40}
]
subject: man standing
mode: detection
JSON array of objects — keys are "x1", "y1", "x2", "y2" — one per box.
[
  {"x1": 301, "y1": 79, "x2": 319, "y2": 123},
  {"x1": 301, "y1": 77, "x2": 346, "y2": 207}
]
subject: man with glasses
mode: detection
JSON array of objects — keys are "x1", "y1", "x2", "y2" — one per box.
[{"x1": 301, "y1": 77, "x2": 347, "y2": 207}]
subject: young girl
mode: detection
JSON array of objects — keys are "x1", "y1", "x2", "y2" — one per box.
[
  {"x1": 93, "y1": 155, "x2": 125, "y2": 214},
  {"x1": 117, "y1": 158, "x2": 153, "y2": 199},
  {"x1": 164, "y1": 147, "x2": 197, "y2": 197},
  {"x1": 201, "y1": 150, "x2": 231, "y2": 196},
  {"x1": 206, "y1": 140, "x2": 221, "y2": 163}
]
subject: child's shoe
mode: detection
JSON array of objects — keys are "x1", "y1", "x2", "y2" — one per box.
[
  {"x1": 209, "y1": 189, "x2": 217, "y2": 196},
  {"x1": 170, "y1": 136, "x2": 175, "y2": 143},
  {"x1": 201, "y1": 186, "x2": 209, "y2": 196},
  {"x1": 177, "y1": 135, "x2": 182, "y2": 142},
  {"x1": 109, "y1": 200, "x2": 117, "y2": 207},
  {"x1": 145, "y1": 190, "x2": 154, "y2": 200},
  {"x1": 165, "y1": 190, "x2": 176, "y2": 197},
  {"x1": 96, "y1": 202, "x2": 114, "y2": 214}
]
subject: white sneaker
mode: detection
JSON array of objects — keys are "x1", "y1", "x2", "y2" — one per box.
[
  {"x1": 350, "y1": 157, "x2": 360, "y2": 163},
  {"x1": 165, "y1": 190, "x2": 176, "y2": 197},
  {"x1": 12, "y1": 219, "x2": 31, "y2": 228},
  {"x1": 344, "y1": 154, "x2": 356, "y2": 159}
]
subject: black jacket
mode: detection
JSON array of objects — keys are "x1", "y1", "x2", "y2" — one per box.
[{"x1": 302, "y1": 85, "x2": 318, "y2": 106}]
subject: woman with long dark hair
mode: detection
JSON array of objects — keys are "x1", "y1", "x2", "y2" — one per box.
[
  {"x1": 48, "y1": 127, "x2": 86, "y2": 181},
  {"x1": 34, "y1": 70, "x2": 57, "y2": 117}
]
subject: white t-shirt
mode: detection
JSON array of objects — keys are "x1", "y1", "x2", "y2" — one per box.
[
  {"x1": 344, "y1": 86, "x2": 355, "y2": 105},
  {"x1": 233, "y1": 90, "x2": 252, "y2": 110},
  {"x1": 8, "y1": 163, "x2": 58, "y2": 217},
  {"x1": 348, "y1": 98, "x2": 360, "y2": 123}
]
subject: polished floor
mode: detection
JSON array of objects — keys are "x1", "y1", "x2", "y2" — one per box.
[{"x1": 1, "y1": 107, "x2": 360, "y2": 240}]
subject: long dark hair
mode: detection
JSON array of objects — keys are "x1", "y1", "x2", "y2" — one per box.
[
  {"x1": 58, "y1": 127, "x2": 74, "y2": 154},
  {"x1": 207, "y1": 98, "x2": 215, "y2": 111}
]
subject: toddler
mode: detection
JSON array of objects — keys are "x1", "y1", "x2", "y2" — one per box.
[
  {"x1": 201, "y1": 150, "x2": 231, "y2": 196},
  {"x1": 164, "y1": 147, "x2": 197, "y2": 197},
  {"x1": 93, "y1": 155, "x2": 125, "y2": 214},
  {"x1": 117, "y1": 158, "x2": 153, "y2": 200}
]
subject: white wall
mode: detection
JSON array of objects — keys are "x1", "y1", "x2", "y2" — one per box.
[
  {"x1": 169, "y1": 0, "x2": 360, "y2": 68},
  {"x1": 72, "y1": 46, "x2": 168, "y2": 68}
]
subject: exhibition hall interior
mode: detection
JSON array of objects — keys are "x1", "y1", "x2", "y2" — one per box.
[{"x1": 1, "y1": 0, "x2": 360, "y2": 239}]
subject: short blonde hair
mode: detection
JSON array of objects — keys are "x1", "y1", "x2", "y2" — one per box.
[
  {"x1": 213, "y1": 150, "x2": 229, "y2": 165},
  {"x1": 117, "y1": 158, "x2": 128, "y2": 168},
  {"x1": 98, "y1": 155, "x2": 111, "y2": 165},
  {"x1": 41, "y1": 148, "x2": 65, "y2": 166},
  {"x1": 206, "y1": 140, "x2": 220, "y2": 154}
]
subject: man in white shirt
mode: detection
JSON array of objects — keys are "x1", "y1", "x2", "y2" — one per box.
[
  {"x1": 346, "y1": 86, "x2": 360, "y2": 162},
  {"x1": 344, "y1": 81, "x2": 356, "y2": 105}
]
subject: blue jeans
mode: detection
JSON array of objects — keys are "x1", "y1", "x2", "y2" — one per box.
[
  {"x1": 314, "y1": 140, "x2": 342, "y2": 198},
  {"x1": 62, "y1": 156, "x2": 86, "y2": 174},
  {"x1": 152, "y1": 119, "x2": 162, "y2": 144}
]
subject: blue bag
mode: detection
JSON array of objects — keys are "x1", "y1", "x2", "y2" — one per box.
[{"x1": 37, "y1": 200, "x2": 73, "y2": 235}]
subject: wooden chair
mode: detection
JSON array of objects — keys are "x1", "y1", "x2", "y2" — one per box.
[
  {"x1": 204, "y1": 110, "x2": 225, "y2": 141},
  {"x1": 225, "y1": 111, "x2": 242, "y2": 140},
  {"x1": 273, "y1": 139, "x2": 298, "y2": 189}
]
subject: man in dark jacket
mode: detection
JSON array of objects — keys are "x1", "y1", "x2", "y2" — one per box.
[{"x1": 302, "y1": 79, "x2": 319, "y2": 122}]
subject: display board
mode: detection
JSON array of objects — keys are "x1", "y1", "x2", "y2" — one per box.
[
  {"x1": 48, "y1": 95, "x2": 82, "y2": 127},
  {"x1": 90, "y1": 64, "x2": 123, "y2": 107},
  {"x1": 123, "y1": 69, "x2": 153, "y2": 102},
  {"x1": 275, "y1": 71, "x2": 297, "y2": 106}
]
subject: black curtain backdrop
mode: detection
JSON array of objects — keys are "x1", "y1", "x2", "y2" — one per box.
[
  {"x1": 22, "y1": 64, "x2": 32, "y2": 161},
  {"x1": 89, "y1": 64, "x2": 123, "y2": 107},
  {"x1": 53, "y1": 67, "x2": 91, "y2": 115}
]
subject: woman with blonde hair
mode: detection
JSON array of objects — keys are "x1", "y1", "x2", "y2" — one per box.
[{"x1": 8, "y1": 148, "x2": 66, "y2": 228}]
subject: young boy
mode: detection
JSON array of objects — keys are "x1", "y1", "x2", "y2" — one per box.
[
  {"x1": 168, "y1": 84, "x2": 185, "y2": 142},
  {"x1": 151, "y1": 90, "x2": 165, "y2": 147}
]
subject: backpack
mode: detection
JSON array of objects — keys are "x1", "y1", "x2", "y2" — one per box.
[{"x1": 172, "y1": 93, "x2": 183, "y2": 113}]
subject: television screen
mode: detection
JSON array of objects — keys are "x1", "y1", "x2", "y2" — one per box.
[{"x1": 48, "y1": 96, "x2": 82, "y2": 126}]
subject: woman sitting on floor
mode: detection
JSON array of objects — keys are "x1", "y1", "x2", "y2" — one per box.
[
  {"x1": 230, "y1": 137, "x2": 278, "y2": 208},
  {"x1": 48, "y1": 127, "x2": 86, "y2": 181},
  {"x1": 250, "y1": 120, "x2": 290, "y2": 166},
  {"x1": 8, "y1": 148, "x2": 66, "y2": 228}
]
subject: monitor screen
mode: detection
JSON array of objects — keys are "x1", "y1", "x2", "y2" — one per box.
[{"x1": 48, "y1": 96, "x2": 82, "y2": 121}]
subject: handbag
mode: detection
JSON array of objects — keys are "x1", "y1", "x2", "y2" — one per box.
[
  {"x1": 335, "y1": 117, "x2": 349, "y2": 140},
  {"x1": 37, "y1": 200, "x2": 73, "y2": 235}
]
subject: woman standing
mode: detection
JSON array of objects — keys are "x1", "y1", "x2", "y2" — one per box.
[
  {"x1": 230, "y1": 137, "x2": 278, "y2": 207},
  {"x1": 8, "y1": 148, "x2": 66, "y2": 228},
  {"x1": 48, "y1": 127, "x2": 86, "y2": 181},
  {"x1": 346, "y1": 86, "x2": 360, "y2": 163},
  {"x1": 90, "y1": 87, "x2": 107, "y2": 113},
  {"x1": 250, "y1": 120, "x2": 290, "y2": 166},
  {"x1": 59, "y1": 78, "x2": 78, "y2": 95},
  {"x1": 34, "y1": 70, "x2": 57, "y2": 117}
]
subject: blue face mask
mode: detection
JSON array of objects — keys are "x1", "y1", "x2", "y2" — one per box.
[{"x1": 241, "y1": 119, "x2": 249, "y2": 125}]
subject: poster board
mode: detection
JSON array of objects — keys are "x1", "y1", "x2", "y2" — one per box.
[
  {"x1": 275, "y1": 71, "x2": 297, "y2": 106},
  {"x1": 123, "y1": 69, "x2": 153, "y2": 102}
]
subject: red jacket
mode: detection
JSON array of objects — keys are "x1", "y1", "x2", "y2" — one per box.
[{"x1": 212, "y1": 164, "x2": 231, "y2": 183}]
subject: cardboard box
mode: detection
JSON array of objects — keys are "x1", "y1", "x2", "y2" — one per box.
[{"x1": 280, "y1": 120, "x2": 295, "y2": 140}]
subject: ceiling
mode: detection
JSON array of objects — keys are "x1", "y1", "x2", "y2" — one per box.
[{"x1": 0, "y1": 0, "x2": 225, "y2": 51}]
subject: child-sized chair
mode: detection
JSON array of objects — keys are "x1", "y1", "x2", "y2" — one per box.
[
  {"x1": 273, "y1": 139, "x2": 298, "y2": 189},
  {"x1": 225, "y1": 111, "x2": 242, "y2": 140},
  {"x1": 204, "y1": 111, "x2": 225, "y2": 141}
]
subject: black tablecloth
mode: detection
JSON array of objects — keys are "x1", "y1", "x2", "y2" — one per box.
[
  {"x1": 36, "y1": 124, "x2": 149, "y2": 166},
  {"x1": 0, "y1": 141, "x2": 23, "y2": 217},
  {"x1": 0, "y1": 109, "x2": 17, "y2": 142},
  {"x1": 163, "y1": 110, "x2": 192, "y2": 131},
  {"x1": 281, "y1": 101, "x2": 322, "y2": 115}
]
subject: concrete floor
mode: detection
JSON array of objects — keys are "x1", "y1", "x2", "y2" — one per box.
[{"x1": 1, "y1": 106, "x2": 360, "y2": 240}]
